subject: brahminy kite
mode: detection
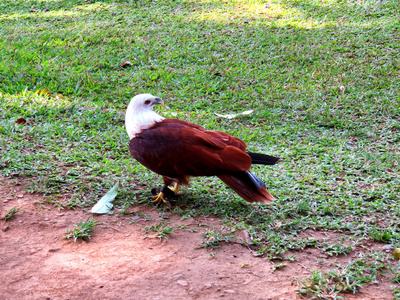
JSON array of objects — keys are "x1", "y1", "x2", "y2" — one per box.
[{"x1": 125, "y1": 93, "x2": 280, "y2": 205}]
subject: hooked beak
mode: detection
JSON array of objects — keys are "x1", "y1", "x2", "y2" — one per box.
[
  {"x1": 154, "y1": 97, "x2": 164, "y2": 107},
  {"x1": 155, "y1": 97, "x2": 164, "y2": 105}
]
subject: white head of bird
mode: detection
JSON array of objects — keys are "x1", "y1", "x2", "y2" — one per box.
[{"x1": 125, "y1": 93, "x2": 164, "y2": 139}]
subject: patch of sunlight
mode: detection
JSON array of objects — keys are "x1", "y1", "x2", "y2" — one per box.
[
  {"x1": 271, "y1": 11, "x2": 397, "y2": 31},
  {"x1": 187, "y1": 0, "x2": 300, "y2": 24},
  {"x1": 275, "y1": 18, "x2": 334, "y2": 30},
  {"x1": 186, "y1": 0, "x2": 397, "y2": 30},
  {"x1": 1, "y1": 91, "x2": 76, "y2": 107},
  {"x1": 344, "y1": 18, "x2": 398, "y2": 30},
  {"x1": 0, "y1": 9, "x2": 80, "y2": 21},
  {"x1": 75, "y1": 2, "x2": 114, "y2": 11}
]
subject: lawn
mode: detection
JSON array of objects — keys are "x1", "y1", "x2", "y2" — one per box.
[{"x1": 0, "y1": 0, "x2": 399, "y2": 298}]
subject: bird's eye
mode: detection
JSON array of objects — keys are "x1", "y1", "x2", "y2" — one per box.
[{"x1": 144, "y1": 100, "x2": 151, "y2": 105}]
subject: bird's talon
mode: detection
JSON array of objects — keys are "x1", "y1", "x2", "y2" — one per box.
[
  {"x1": 170, "y1": 183, "x2": 180, "y2": 193},
  {"x1": 151, "y1": 192, "x2": 171, "y2": 207}
]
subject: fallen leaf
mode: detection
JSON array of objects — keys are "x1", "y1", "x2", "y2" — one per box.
[
  {"x1": 15, "y1": 118, "x2": 27, "y2": 124},
  {"x1": 393, "y1": 248, "x2": 400, "y2": 259},
  {"x1": 36, "y1": 88, "x2": 53, "y2": 96},
  {"x1": 214, "y1": 109, "x2": 254, "y2": 119},
  {"x1": 91, "y1": 182, "x2": 119, "y2": 214},
  {"x1": 382, "y1": 244, "x2": 395, "y2": 251},
  {"x1": 121, "y1": 61, "x2": 134, "y2": 68}
]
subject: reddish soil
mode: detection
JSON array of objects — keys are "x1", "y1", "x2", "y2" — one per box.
[{"x1": 0, "y1": 178, "x2": 394, "y2": 300}]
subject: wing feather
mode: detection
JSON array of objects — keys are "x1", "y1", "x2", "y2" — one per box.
[{"x1": 129, "y1": 119, "x2": 251, "y2": 178}]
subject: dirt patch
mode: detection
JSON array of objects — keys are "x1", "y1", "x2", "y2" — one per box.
[{"x1": 0, "y1": 178, "x2": 394, "y2": 300}]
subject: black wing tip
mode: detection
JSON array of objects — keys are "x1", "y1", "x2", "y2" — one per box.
[
  {"x1": 244, "y1": 170, "x2": 266, "y2": 189},
  {"x1": 246, "y1": 151, "x2": 281, "y2": 165}
]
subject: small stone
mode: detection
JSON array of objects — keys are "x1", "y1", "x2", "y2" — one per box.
[
  {"x1": 382, "y1": 244, "x2": 395, "y2": 251},
  {"x1": 177, "y1": 280, "x2": 188, "y2": 286},
  {"x1": 2, "y1": 225, "x2": 9, "y2": 232},
  {"x1": 30, "y1": 248, "x2": 42, "y2": 255},
  {"x1": 49, "y1": 248, "x2": 61, "y2": 253},
  {"x1": 224, "y1": 290, "x2": 235, "y2": 294},
  {"x1": 44, "y1": 218, "x2": 49, "y2": 221},
  {"x1": 17, "y1": 194, "x2": 24, "y2": 198},
  {"x1": 4, "y1": 200, "x2": 8, "y2": 203},
  {"x1": 56, "y1": 213, "x2": 64, "y2": 216},
  {"x1": 173, "y1": 273, "x2": 184, "y2": 279},
  {"x1": 131, "y1": 215, "x2": 140, "y2": 222}
]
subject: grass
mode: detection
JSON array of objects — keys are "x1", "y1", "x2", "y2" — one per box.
[
  {"x1": 145, "y1": 221, "x2": 174, "y2": 240},
  {"x1": 200, "y1": 227, "x2": 237, "y2": 249},
  {"x1": 0, "y1": 0, "x2": 399, "y2": 298},
  {"x1": 297, "y1": 255, "x2": 387, "y2": 298},
  {"x1": 64, "y1": 217, "x2": 98, "y2": 242},
  {"x1": 2, "y1": 207, "x2": 22, "y2": 221}
]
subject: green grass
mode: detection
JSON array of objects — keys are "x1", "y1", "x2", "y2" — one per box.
[
  {"x1": 2, "y1": 207, "x2": 22, "y2": 221},
  {"x1": 64, "y1": 217, "x2": 99, "y2": 242},
  {"x1": 145, "y1": 221, "x2": 174, "y2": 240},
  {"x1": 0, "y1": 0, "x2": 399, "y2": 298}
]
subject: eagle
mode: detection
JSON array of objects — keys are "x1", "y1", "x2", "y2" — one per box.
[{"x1": 125, "y1": 93, "x2": 280, "y2": 206}]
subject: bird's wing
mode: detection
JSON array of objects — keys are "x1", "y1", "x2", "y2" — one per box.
[
  {"x1": 129, "y1": 119, "x2": 251, "y2": 178},
  {"x1": 156, "y1": 119, "x2": 247, "y2": 150}
]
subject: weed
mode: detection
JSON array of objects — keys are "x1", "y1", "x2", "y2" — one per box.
[
  {"x1": 272, "y1": 263, "x2": 287, "y2": 271},
  {"x1": 297, "y1": 260, "x2": 382, "y2": 298},
  {"x1": 2, "y1": 207, "x2": 22, "y2": 221},
  {"x1": 200, "y1": 228, "x2": 236, "y2": 249},
  {"x1": 317, "y1": 240, "x2": 355, "y2": 257},
  {"x1": 145, "y1": 222, "x2": 174, "y2": 240},
  {"x1": 64, "y1": 217, "x2": 98, "y2": 243}
]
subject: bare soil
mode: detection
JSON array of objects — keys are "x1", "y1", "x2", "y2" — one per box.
[{"x1": 0, "y1": 178, "x2": 394, "y2": 300}]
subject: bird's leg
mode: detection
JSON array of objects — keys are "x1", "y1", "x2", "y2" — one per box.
[
  {"x1": 151, "y1": 178, "x2": 183, "y2": 207},
  {"x1": 151, "y1": 189, "x2": 171, "y2": 207},
  {"x1": 170, "y1": 182, "x2": 180, "y2": 193}
]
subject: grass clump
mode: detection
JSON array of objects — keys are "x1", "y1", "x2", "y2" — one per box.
[
  {"x1": 2, "y1": 207, "x2": 22, "y2": 221},
  {"x1": 64, "y1": 217, "x2": 98, "y2": 243},
  {"x1": 145, "y1": 221, "x2": 174, "y2": 240},
  {"x1": 200, "y1": 228, "x2": 236, "y2": 249}
]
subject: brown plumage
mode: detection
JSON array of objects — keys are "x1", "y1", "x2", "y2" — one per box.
[{"x1": 125, "y1": 94, "x2": 280, "y2": 205}]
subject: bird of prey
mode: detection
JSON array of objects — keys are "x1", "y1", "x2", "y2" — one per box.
[{"x1": 125, "y1": 93, "x2": 280, "y2": 206}]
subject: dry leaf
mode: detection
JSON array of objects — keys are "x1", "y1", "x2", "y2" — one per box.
[
  {"x1": 15, "y1": 118, "x2": 27, "y2": 124},
  {"x1": 121, "y1": 61, "x2": 134, "y2": 68},
  {"x1": 214, "y1": 109, "x2": 254, "y2": 119},
  {"x1": 91, "y1": 182, "x2": 119, "y2": 214},
  {"x1": 54, "y1": 93, "x2": 66, "y2": 99},
  {"x1": 36, "y1": 88, "x2": 52, "y2": 96}
]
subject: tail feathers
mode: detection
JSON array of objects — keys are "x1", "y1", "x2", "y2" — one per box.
[
  {"x1": 246, "y1": 152, "x2": 280, "y2": 165},
  {"x1": 217, "y1": 171, "x2": 275, "y2": 203},
  {"x1": 245, "y1": 170, "x2": 266, "y2": 189}
]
